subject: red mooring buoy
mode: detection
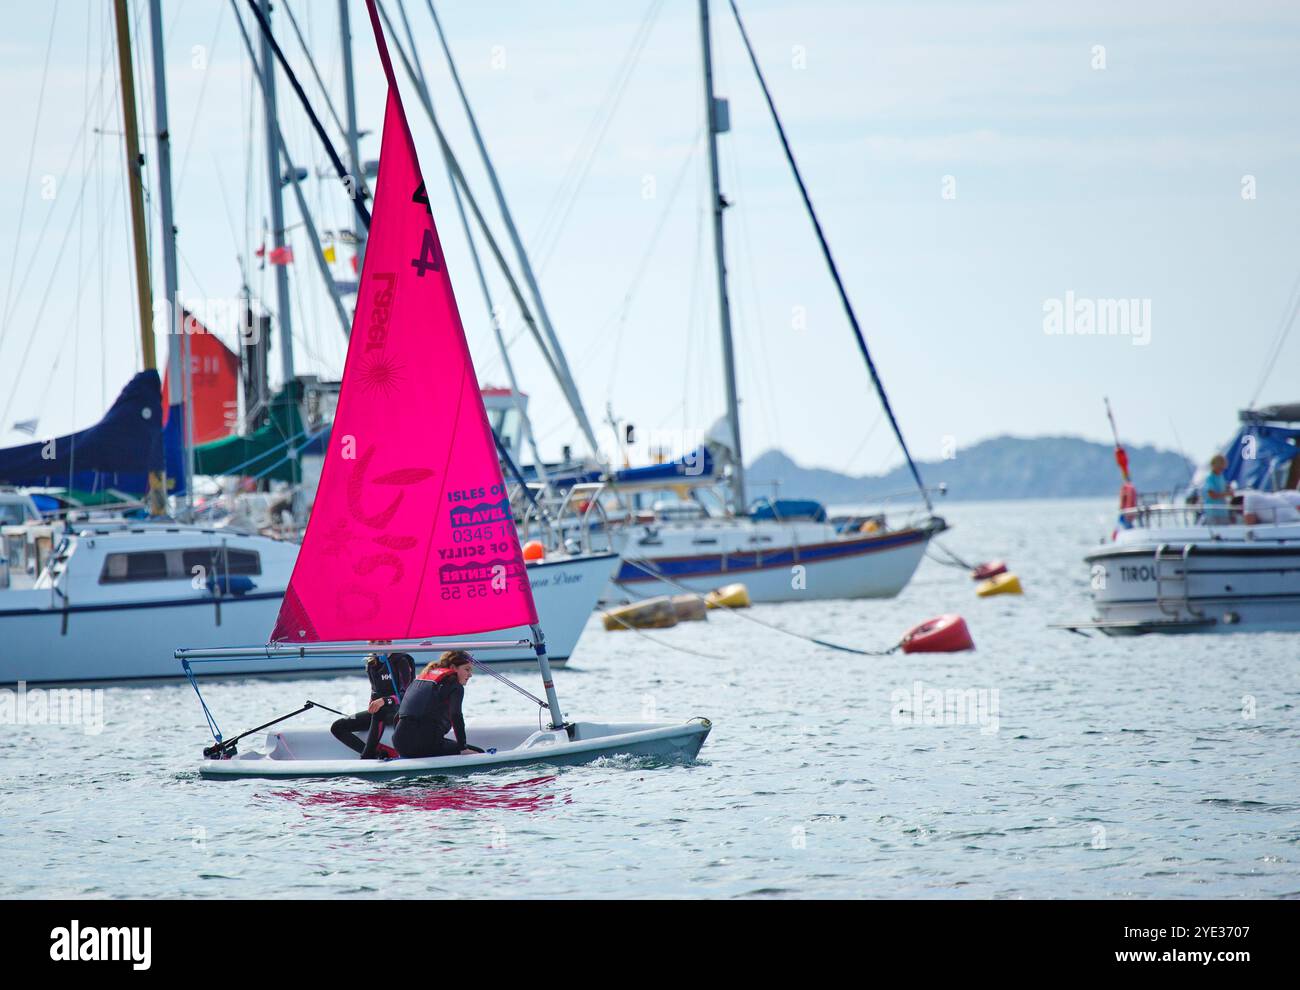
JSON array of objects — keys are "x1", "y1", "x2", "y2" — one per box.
[
  {"x1": 900, "y1": 614, "x2": 975, "y2": 653},
  {"x1": 970, "y1": 559, "x2": 1008, "y2": 581}
]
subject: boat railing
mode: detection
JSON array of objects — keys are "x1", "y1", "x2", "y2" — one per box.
[
  {"x1": 1115, "y1": 491, "x2": 1300, "y2": 529},
  {"x1": 514, "y1": 481, "x2": 616, "y2": 556},
  {"x1": 833, "y1": 485, "x2": 949, "y2": 533}
]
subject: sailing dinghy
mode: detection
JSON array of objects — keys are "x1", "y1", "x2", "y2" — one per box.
[{"x1": 177, "y1": 0, "x2": 710, "y2": 780}]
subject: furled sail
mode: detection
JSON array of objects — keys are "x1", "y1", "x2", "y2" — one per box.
[
  {"x1": 192, "y1": 381, "x2": 308, "y2": 484},
  {"x1": 0, "y1": 371, "x2": 163, "y2": 495},
  {"x1": 271, "y1": 1, "x2": 539, "y2": 642}
]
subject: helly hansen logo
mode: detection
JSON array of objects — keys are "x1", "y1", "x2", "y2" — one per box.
[{"x1": 49, "y1": 921, "x2": 151, "y2": 970}]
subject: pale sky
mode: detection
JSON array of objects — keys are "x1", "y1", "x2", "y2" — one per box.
[{"x1": 2, "y1": 0, "x2": 1299, "y2": 480}]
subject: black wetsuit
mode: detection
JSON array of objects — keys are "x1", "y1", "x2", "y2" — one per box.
[
  {"x1": 330, "y1": 654, "x2": 415, "y2": 758},
  {"x1": 393, "y1": 669, "x2": 466, "y2": 757}
]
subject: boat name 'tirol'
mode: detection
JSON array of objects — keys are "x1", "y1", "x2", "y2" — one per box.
[{"x1": 1119, "y1": 565, "x2": 1158, "y2": 582}]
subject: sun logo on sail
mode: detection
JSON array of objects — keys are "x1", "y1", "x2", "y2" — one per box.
[{"x1": 357, "y1": 354, "x2": 404, "y2": 397}]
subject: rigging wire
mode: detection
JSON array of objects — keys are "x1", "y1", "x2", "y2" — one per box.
[
  {"x1": 0, "y1": 50, "x2": 120, "y2": 433},
  {"x1": 532, "y1": 0, "x2": 666, "y2": 273},
  {"x1": 0, "y1": 1, "x2": 61, "y2": 359},
  {"x1": 175, "y1": 1, "x2": 227, "y2": 198},
  {"x1": 1246, "y1": 265, "x2": 1300, "y2": 409},
  {"x1": 616, "y1": 557, "x2": 890, "y2": 656},
  {"x1": 1, "y1": 16, "x2": 119, "y2": 355},
  {"x1": 98, "y1": 3, "x2": 109, "y2": 408},
  {"x1": 594, "y1": 129, "x2": 703, "y2": 391},
  {"x1": 600, "y1": 610, "x2": 727, "y2": 660},
  {"x1": 282, "y1": 0, "x2": 351, "y2": 149},
  {"x1": 240, "y1": 0, "x2": 371, "y2": 232},
  {"x1": 725, "y1": 0, "x2": 933, "y2": 512}
]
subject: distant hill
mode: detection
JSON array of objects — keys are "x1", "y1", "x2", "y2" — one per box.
[{"x1": 746, "y1": 436, "x2": 1194, "y2": 503}]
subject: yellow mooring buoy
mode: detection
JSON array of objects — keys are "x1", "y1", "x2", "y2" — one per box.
[{"x1": 976, "y1": 572, "x2": 1023, "y2": 597}]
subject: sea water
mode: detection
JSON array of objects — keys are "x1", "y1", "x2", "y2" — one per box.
[{"x1": 1, "y1": 498, "x2": 1296, "y2": 898}]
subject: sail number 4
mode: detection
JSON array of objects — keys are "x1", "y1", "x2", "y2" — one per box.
[{"x1": 411, "y1": 183, "x2": 442, "y2": 276}]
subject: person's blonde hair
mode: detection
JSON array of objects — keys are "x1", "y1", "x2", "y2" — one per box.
[{"x1": 420, "y1": 649, "x2": 472, "y2": 678}]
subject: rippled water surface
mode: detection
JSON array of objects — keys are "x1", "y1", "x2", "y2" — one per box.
[{"x1": 2, "y1": 498, "x2": 1297, "y2": 898}]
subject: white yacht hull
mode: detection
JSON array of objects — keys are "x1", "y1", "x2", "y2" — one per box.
[
  {"x1": 0, "y1": 536, "x2": 618, "y2": 683},
  {"x1": 605, "y1": 517, "x2": 943, "y2": 603},
  {"x1": 1084, "y1": 523, "x2": 1300, "y2": 634}
]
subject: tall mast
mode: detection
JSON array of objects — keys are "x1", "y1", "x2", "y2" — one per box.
[
  {"x1": 147, "y1": 0, "x2": 195, "y2": 513},
  {"x1": 112, "y1": 0, "x2": 166, "y2": 515},
  {"x1": 257, "y1": 0, "x2": 295, "y2": 386},
  {"x1": 697, "y1": 0, "x2": 745, "y2": 511},
  {"x1": 338, "y1": 0, "x2": 368, "y2": 268},
  {"x1": 425, "y1": 0, "x2": 602, "y2": 463}
]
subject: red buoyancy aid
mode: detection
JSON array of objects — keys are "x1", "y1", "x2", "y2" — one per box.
[{"x1": 417, "y1": 666, "x2": 461, "y2": 684}]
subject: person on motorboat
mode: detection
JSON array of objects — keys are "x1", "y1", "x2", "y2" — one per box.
[
  {"x1": 1242, "y1": 489, "x2": 1300, "y2": 525},
  {"x1": 392, "y1": 650, "x2": 482, "y2": 758},
  {"x1": 1201, "y1": 454, "x2": 1233, "y2": 524},
  {"x1": 329, "y1": 652, "x2": 416, "y2": 759}
]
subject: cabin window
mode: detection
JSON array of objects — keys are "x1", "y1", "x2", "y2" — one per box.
[
  {"x1": 101, "y1": 551, "x2": 169, "y2": 583},
  {"x1": 181, "y1": 548, "x2": 261, "y2": 577},
  {"x1": 0, "y1": 504, "x2": 31, "y2": 526},
  {"x1": 100, "y1": 548, "x2": 261, "y2": 583}
]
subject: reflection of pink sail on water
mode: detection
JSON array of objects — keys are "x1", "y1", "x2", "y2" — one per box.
[{"x1": 272, "y1": 2, "x2": 538, "y2": 643}]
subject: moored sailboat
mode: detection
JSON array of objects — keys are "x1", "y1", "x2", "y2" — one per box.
[
  {"x1": 597, "y1": 0, "x2": 947, "y2": 605},
  {"x1": 180, "y1": 0, "x2": 710, "y2": 778}
]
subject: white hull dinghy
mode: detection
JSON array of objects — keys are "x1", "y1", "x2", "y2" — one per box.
[
  {"x1": 182, "y1": 637, "x2": 711, "y2": 781},
  {"x1": 200, "y1": 717, "x2": 711, "y2": 780},
  {"x1": 179, "y1": 5, "x2": 710, "y2": 782}
]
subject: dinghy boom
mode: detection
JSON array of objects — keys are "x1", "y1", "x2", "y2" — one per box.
[{"x1": 174, "y1": 637, "x2": 533, "y2": 662}]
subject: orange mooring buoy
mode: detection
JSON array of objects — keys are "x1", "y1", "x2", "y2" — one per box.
[{"x1": 900, "y1": 614, "x2": 975, "y2": 653}]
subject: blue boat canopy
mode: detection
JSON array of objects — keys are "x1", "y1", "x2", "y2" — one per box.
[
  {"x1": 613, "y1": 446, "x2": 716, "y2": 486},
  {"x1": 1222, "y1": 423, "x2": 1300, "y2": 490},
  {"x1": 537, "y1": 445, "x2": 719, "y2": 491},
  {"x1": 0, "y1": 371, "x2": 164, "y2": 496},
  {"x1": 748, "y1": 497, "x2": 827, "y2": 522}
]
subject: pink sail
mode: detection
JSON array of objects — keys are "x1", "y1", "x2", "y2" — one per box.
[{"x1": 272, "y1": 2, "x2": 538, "y2": 643}]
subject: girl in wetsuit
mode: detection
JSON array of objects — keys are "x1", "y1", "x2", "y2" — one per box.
[
  {"x1": 330, "y1": 652, "x2": 415, "y2": 759},
  {"x1": 392, "y1": 650, "x2": 476, "y2": 758}
]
